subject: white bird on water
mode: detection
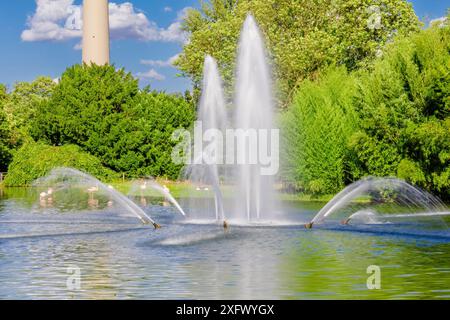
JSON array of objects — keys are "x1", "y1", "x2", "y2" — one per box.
[{"x1": 87, "y1": 186, "x2": 99, "y2": 193}]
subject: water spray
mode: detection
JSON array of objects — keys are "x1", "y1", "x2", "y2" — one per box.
[{"x1": 33, "y1": 168, "x2": 158, "y2": 227}]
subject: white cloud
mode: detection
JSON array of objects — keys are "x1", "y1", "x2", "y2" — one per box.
[
  {"x1": 158, "y1": 7, "x2": 192, "y2": 44},
  {"x1": 164, "y1": 6, "x2": 173, "y2": 13},
  {"x1": 21, "y1": 0, "x2": 82, "y2": 41},
  {"x1": 108, "y1": 2, "x2": 160, "y2": 41},
  {"x1": 136, "y1": 69, "x2": 166, "y2": 81},
  {"x1": 22, "y1": 0, "x2": 190, "y2": 44},
  {"x1": 140, "y1": 54, "x2": 179, "y2": 67},
  {"x1": 430, "y1": 16, "x2": 447, "y2": 27}
]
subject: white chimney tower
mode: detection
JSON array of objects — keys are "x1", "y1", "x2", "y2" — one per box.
[{"x1": 82, "y1": 0, "x2": 110, "y2": 65}]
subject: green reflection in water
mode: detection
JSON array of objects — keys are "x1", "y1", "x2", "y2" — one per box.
[{"x1": 1, "y1": 187, "x2": 449, "y2": 300}]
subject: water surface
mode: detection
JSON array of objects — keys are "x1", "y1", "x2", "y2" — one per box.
[{"x1": 0, "y1": 188, "x2": 449, "y2": 299}]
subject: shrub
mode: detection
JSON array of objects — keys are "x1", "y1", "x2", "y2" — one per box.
[
  {"x1": 4, "y1": 142, "x2": 118, "y2": 186},
  {"x1": 350, "y1": 21, "x2": 450, "y2": 199},
  {"x1": 0, "y1": 112, "x2": 12, "y2": 172},
  {"x1": 281, "y1": 21, "x2": 450, "y2": 200},
  {"x1": 31, "y1": 64, "x2": 195, "y2": 179},
  {"x1": 397, "y1": 159, "x2": 426, "y2": 185},
  {"x1": 0, "y1": 85, "x2": 13, "y2": 171},
  {"x1": 281, "y1": 67, "x2": 357, "y2": 194}
]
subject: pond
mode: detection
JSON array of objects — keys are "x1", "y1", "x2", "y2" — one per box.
[{"x1": 0, "y1": 187, "x2": 449, "y2": 299}]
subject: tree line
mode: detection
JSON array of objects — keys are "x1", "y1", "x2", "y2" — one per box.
[{"x1": 0, "y1": 65, "x2": 195, "y2": 185}]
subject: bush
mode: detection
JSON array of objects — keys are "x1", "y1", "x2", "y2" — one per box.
[
  {"x1": 0, "y1": 117, "x2": 12, "y2": 172},
  {"x1": 0, "y1": 85, "x2": 13, "y2": 171},
  {"x1": 282, "y1": 21, "x2": 450, "y2": 200},
  {"x1": 397, "y1": 159, "x2": 426, "y2": 185},
  {"x1": 349, "y1": 21, "x2": 450, "y2": 199},
  {"x1": 281, "y1": 67, "x2": 358, "y2": 194},
  {"x1": 3, "y1": 142, "x2": 118, "y2": 187},
  {"x1": 31, "y1": 64, "x2": 195, "y2": 179}
]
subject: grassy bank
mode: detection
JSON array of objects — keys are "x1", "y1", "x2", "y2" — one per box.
[
  {"x1": 0, "y1": 177, "x2": 334, "y2": 202},
  {"x1": 109, "y1": 179, "x2": 334, "y2": 202}
]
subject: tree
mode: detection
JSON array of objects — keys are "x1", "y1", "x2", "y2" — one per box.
[
  {"x1": 2, "y1": 77, "x2": 55, "y2": 145},
  {"x1": 31, "y1": 64, "x2": 195, "y2": 179},
  {"x1": 0, "y1": 84, "x2": 12, "y2": 171},
  {"x1": 176, "y1": 0, "x2": 420, "y2": 106},
  {"x1": 121, "y1": 90, "x2": 196, "y2": 178},
  {"x1": 281, "y1": 18, "x2": 450, "y2": 199},
  {"x1": 349, "y1": 19, "x2": 450, "y2": 199},
  {"x1": 281, "y1": 67, "x2": 358, "y2": 194},
  {"x1": 0, "y1": 84, "x2": 6, "y2": 101}
]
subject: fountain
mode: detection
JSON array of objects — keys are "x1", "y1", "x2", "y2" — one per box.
[
  {"x1": 183, "y1": 55, "x2": 227, "y2": 224},
  {"x1": 26, "y1": 15, "x2": 447, "y2": 234},
  {"x1": 233, "y1": 15, "x2": 277, "y2": 222},
  {"x1": 33, "y1": 167, "x2": 161, "y2": 229},
  {"x1": 184, "y1": 15, "x2": 278, "y2": 225},
  {"x1": 308, "y1": 177, "x2": 449, "y2": 228}
]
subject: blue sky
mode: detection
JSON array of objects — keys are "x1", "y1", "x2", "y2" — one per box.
[{"x1": 0, "y1": 0, "x2": 448, "y2": 93}]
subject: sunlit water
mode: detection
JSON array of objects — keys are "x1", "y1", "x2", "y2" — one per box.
[{"x1": 1, "y1": 188, "x2": 450, "y2": 300}]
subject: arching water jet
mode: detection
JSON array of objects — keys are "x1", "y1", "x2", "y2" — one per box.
[
  {"x1": 33, "y1": 167, "x2": 161, "y2": 229},
  {"x1": 308, "y1": 177, "x2": 448, "y2": 228}
]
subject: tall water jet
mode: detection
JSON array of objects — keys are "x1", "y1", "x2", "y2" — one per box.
[
  {"x1": 234, "y1": 15, "x2": 277, "y2": 221},
  {"x1": 309, "y1": 177, "x2": 448, "y2": 227},
  {"x1": 33, "y1": 167, "x2": 160, "y2": 228},
  {"x1": 184, "y1": 55, "x2": 227, "y2": 223}
]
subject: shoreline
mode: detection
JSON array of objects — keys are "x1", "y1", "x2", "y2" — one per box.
[{"x1": 0, "y1": 180, "x2": 335, "y2": 202}]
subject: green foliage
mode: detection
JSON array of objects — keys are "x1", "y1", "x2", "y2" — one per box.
[
  {"x1": 0, "y1": 84, "x2": 6, "y2": 101},
  {"x1": 281, "y1": 67, "x2": 358, "y2": 194},
  {"x1": 177, "y1": 0, "x2": 420, "y2": 105},
  {"x1": 0, "y1": 93, "x2": 12, "y2": 171},
  {"x1": 123, "y1": 90, "x2": 196, "y2": 178},
  {"x1": 397, "y1": 159, "x2": 426, "y2": 185},
  {"x1": 3, "y1": 142, "x2": 118, "y2": 187},
  {"x1": 2, "y1": 77, "x2": 55, "y2": 145},
  {"x1": 31, "y1": 64, "x2": 195, "y2": 179},
  {"x1": 350, "y1": 21, "x2": 450, "y2": 198},
  {"x1": 283, "y1": 21, "x2": 450, "y2": 199},
  {"x1": 0, "y1": 84, "x2": 13, "y2": 171}
]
